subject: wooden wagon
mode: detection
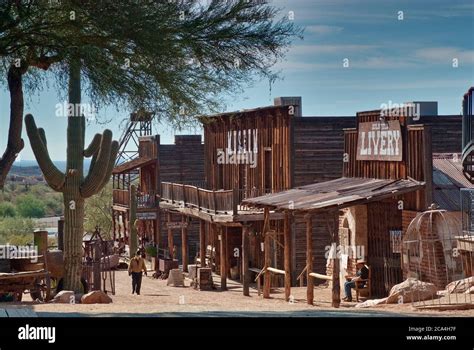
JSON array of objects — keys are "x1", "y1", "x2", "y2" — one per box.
[{"x1": 0, "y1": 254, "x2": 51, "y2": 302}]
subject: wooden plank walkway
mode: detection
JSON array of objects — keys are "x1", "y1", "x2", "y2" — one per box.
[{"x1": 0, "y1": 308, "x2": 37, "y2": 317}]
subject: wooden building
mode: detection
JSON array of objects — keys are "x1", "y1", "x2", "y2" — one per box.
[
  {"x1": 462, "y1": 87, "x2": 474, "y2": 181},
  {"x1": 149, "y1": 97, "x2": 461, "y2": 300},
  {"x1": 243, "y1": 105, "x2": 463, "y2": 305},
  {"x1": 160, "y1": 99, "x2": 356, "y2": 288},
  {"x1": 111, "y1": 134, "x2": 205, "y2": 259}
]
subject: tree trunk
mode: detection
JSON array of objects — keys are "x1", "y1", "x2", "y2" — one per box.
[{"x1": 0, "y1": 66, "x2": 25, "y2": 188}]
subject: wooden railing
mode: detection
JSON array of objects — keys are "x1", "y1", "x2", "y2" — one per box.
[
  {"x1": 160, "y1": 182, "x2": 273, "y2": 215},
  {"x1": 113, "y1": 189, "x2": 129, "y2": 207}
]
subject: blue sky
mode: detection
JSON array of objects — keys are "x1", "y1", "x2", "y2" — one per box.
[{"x1": 1, "y1": 0, "x2": 473, "y2": 161}]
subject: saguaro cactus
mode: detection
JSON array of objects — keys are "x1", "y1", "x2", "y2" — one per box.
[{"x1": 25, "y1": 61, "x2": 119, "y2": 292}]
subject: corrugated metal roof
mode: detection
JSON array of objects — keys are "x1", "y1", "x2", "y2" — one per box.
[
  {"x1": 432, "y1": 153, "x2": 474, "y2": 211},
  {"x1": 242, "y1": 177, "x2": 424, "y2": 212}
]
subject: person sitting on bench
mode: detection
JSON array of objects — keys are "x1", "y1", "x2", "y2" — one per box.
[{"x1": 343, "y1": 259, "x2": 369, "y2": 302}]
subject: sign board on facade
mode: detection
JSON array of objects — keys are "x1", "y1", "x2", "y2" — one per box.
[
  {"x1": 357, "y1": 120, "x2": 403, "y2": 161},
  {"x1": 166, "y1": 222, "x2": 188, "y2": 229},
  {"x1": 136, "y1": 212, "x2": 157, "y2": 220}
]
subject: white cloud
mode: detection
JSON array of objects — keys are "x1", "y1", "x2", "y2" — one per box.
[
  {"x1": 289, "y1": 44, "x2": 378, "y2": 55},
  {"x1": 305, "y1": 25, "x2": 343, "y2": 35},
  {"x1": 415, "y1": 47, "x2": 474, "y2": 65}
]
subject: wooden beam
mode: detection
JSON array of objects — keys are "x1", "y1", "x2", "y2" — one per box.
[
  {"x1": 309, "y1": 272, "x2": 332, "y2": 281},
  {"x1": 266, "y1": 267, "x2": 285, "y2": 275},
  {"x1": 306, "y1": 214, "x2": 314, "y2": 305},
  {"x1": 242, "y1": 225, "x2": 250, "y2": 296},
  {"x1": 199, "y1": 220, "x2": 206, "y2": 268},
  {"x1": 181, "y1": 215, "x2": 188, "y2": 272},
  {"x1": 219, "y1": 226, "x2": 227, "y2": 290},
  {"x1": 284, "y1": 211, "x2": 291, "y2": 302},
  {"x1": 167, "y1": 212, "x2": 174, "y2": 259},
  {"x1": 263, "y1": 208, "x2": 271, "y2": 299},
  {"x1": 325, "y1": 212, "x2": 340, "y2": 308}
]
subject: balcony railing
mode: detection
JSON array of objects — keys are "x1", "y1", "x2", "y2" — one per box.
[
  {"x1": 113, "y1": 189, "x2": 129, "y2": 207},
  {"x1": 160, "y1": 182, "x2": 273, "y2": 215}
]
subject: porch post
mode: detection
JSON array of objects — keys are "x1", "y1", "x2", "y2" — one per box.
[
  {"x1": 220, "y1": 225, "x2": 227, "y2": 290},
  {"x1": 284, "y1": 211, "x2": 292, "y2": 302},
  {"x1": 242, "y1": 224, "x2": 250, "y2": 296},
  {"x1": 167, "y1": 212, "x2": 174, "y2": 259},
  {"x1": 181, "y1": 215, "x2": 188, "y2": 272},
  {"x1": 199, "y1": 220, "x2": 206, "y2": 267},
  {"x1": 331, "y1": 211, "x2": 341, "y2": 308},
  {"x1": 305, "y1": 213, "x2": 314, "y2": 305},
  {"x1": 263, "y1": 208, "x2": 271, "y2": 299}
]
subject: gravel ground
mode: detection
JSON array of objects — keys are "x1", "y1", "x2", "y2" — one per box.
[{"x1": 4, "y1": 270, "x2": 474, "y2": 317}]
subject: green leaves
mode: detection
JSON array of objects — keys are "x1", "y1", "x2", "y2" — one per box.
[{"x1": 1, "y1": 0, "x2": 301, "y2": 127}]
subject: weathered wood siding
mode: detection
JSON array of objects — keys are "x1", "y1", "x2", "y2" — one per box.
[
  {"x1": 158, "y1": 135, "x2": 205, "y2": 187},
  {"x1": 202, "y1": 106, "x2": 292, "y2": 192},
  {"x1": 292, "y1": 117, "x2": 355, "y2": 186}
]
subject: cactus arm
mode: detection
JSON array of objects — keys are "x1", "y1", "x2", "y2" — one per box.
[
  {"x1": 83, "y1": 133, "x2": 101, "y2": 157},
  {"x1": 38, "y1": 128, "x2": 47, "y2": 147},
  {"x1": 80, "y1": 129, "x2": 113, "y2": 197},
  {"x1": 25, "y1": 114, "x2": 65, "y2": 191},
  {"x1": 91, "y1": 140, "x2": 119, "y2": 196}
]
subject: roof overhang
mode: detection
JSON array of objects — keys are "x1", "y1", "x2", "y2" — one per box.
[{"x1": 242, "y1": 177, "x2": 425, "y2": 213}]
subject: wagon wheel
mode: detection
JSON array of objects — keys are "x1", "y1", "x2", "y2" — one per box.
[{"x1": 30, "y1": 275, "x2": 51, "y2": 302}]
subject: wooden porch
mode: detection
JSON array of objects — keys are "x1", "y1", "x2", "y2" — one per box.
[{"x1": 160, "y1": 182, "x2": 284, "y2": 222}]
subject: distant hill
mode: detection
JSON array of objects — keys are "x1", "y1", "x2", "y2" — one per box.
[{"x1": 10, "y1": 160, "x2": 91, "y2": 177}]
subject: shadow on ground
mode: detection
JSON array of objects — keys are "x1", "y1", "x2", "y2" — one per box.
[{"x1": 36, "y1": 309, "x2": 410, "y2": 317}]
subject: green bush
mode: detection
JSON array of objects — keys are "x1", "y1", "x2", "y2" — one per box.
[
  {"x1": 145, "y1": 245, "x2": 158, "y2": 257},
  {"x1": 0, "y1": 217, "x2": 35, "y2": 245},
  {"x1": 0, "y1": 202, "x2": 16, "y2": 217},
  {"x1": 16, "y1": 194, "x2": 45, "y2": 218}
]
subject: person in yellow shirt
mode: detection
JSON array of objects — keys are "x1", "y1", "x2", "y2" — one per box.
[{"x1": 128, "y1": 250, "x2": 147, "y2": 295}]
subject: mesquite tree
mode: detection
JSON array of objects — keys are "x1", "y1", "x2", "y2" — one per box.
[
  {"x1": 25, "y1": 60, "x2": 119, "y2": 292},
  {"x1": 3, "y1": 0, "x2": 300, "y2": 291}
]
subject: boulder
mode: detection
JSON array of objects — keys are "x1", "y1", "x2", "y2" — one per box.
[
  {"x1": 355, "y1": 297, "x2": 388, "y2": 308},
  {"x1": 101, "y1": 254, "x2": 120, "y2": 270},
  {"x1": 446, "y1": 277, "x2": 473, "y2": 294},
  {"x1": 81, "y1": 290, "x2": 113, "y2": 304},
  {"x1": 167, "y1": 268, "x2": 185, "y2": 287},
  {"x1": 465, "y1": 286, "x2": 474, "y2": 294},
  {"x1": 53, "y1": 290, "x2": 75, "y2": 304},
  {"x1": 386, "y1": 278, "x2": 437, "y2": 304}
]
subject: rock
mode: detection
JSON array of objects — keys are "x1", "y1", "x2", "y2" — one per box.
[
  {"x1": 81, "y1": 290, "x2": 113, "y2": 304},
  {"x1": 101, "y1": 254, "x2": 120, "y2": 269},
  {"x1": 355, "y1": 297, "x2": 388, "y2": 308},
  {"x1": 53, "y1": 290, "x2": 75, "y2": 304},
  {"x1": 465, "y1": 286, "x2": 474, "y2": 294},
  {"x1": 386, "y1": 278, "x2": 437, "y2": 304},
  {"x1": 446, "y1": 277, "x2": 473, "y2": 294},
  {"x1": 167, "y1": 268, "x2": 185, "y2": 287}
]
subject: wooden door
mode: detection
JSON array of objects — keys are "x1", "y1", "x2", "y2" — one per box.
[{"x1": 367, "y1": 200, "x2": 403, "y2": 297}]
